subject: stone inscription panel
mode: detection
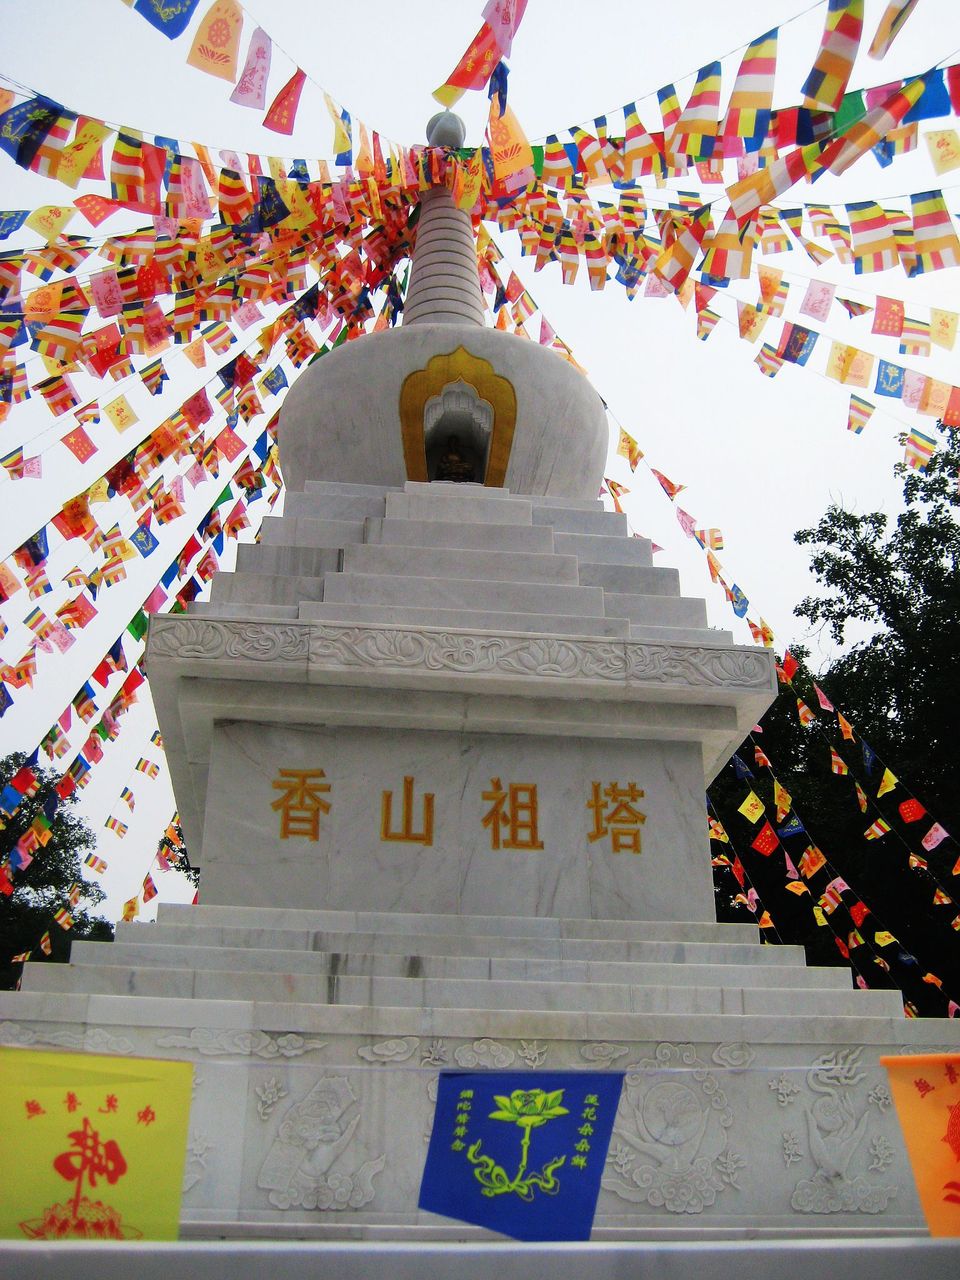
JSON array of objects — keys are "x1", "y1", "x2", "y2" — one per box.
[{"x1": 201, "y1": 721, "x2": 712, "y2": 921}]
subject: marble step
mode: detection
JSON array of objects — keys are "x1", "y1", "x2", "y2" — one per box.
[
  {"x1": 554, "y1": 532, "x2": 652, "y2": 567},
  {"x1": 533, "y1": 508, "x2": 628, "y2": 536},
  {"x1": 235, "y1": 544, "x2": 341, "y2": 576},
  {"x1": 190, "y1": 602, "x2": 300, "y2": 620},
  {"x1": 298, "y1": 601, "x2": 631, "y2": 638},
  {"x1": 341, "y1": 543, "x2": 580, "y2": 585},
  {"x1": 578, "y1": 563, "x2": 681, "y2": 596},
  {"x1": 365, "y1": 518, "x2": 556, "y2": 555},
  {"x1": 20, "y1": 962, "x2": 904, "y2": 1018},
  {"x1": 157, "y1": 904, "x2": 764, "y2": 944},
  {"x1": 386, "y1": 490, "x2": 533, "y2": 526},
  {"x1": 116, "y1": 923, "x2": 803, "y2": 968},
  {"x1": 604, "y1": 591, "x2": 708, "y2": 628},
  {"x1": 258, "y1": 516, "x2": 365, "y2": 548},
  {"x1": 304, "y1": 480, "x2": 395, "y2": 498},
  {"x1": 70, "y1": 940, "x2": 854, "y2": 992},
  {"x1": 400, "y1": 482, "x2": 604, "y2": 514},
  {"x1": 628, "y1": 621, "x2": 734, "y2": 645},
  {"x1": 210, "y1": 571, "x2": 327, "y2": 606},
  {"x1": 283, "y1": 492, "x2": 387, "y2": 520},
  {"x1": 321, "y1": 572, "x2": 606, "y2": 618}
]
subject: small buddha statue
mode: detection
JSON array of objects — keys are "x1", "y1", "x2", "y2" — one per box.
[{"x1": 435, "y1": 434, "x2": 476, "y2": 483}]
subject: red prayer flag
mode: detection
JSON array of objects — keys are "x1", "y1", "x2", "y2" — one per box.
[
  {"x1": 751, "y1": 821, "x2": 779, "y2": 856},
  {"x1": 263, "y1": 68, "x2": 307, "y2": 135}
]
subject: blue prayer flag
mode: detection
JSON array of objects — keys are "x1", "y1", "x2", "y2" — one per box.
[
  {"x1": 0, "y1": 210, "x2": 29, "y2": 240},
  {"x1": 875, "y1": 359, "x2": 904, "y2": 398},
  {"x1": 131, "y1": 524, "x2": 160, "y2": 558},
  {"x1": 419, "y1": 1071, "x2": 623, "y2": 1241},
  {"x1": 133, "y1": 0, "x2": 201, "y2": 39}
]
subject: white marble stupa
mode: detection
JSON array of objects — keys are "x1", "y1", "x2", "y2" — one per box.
[{"x1": 2, "y1": 114, "x2": 957, "y2": 1270}]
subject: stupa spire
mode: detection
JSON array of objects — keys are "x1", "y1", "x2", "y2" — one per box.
[{"x1": 402, "y1": 110, "x2": 485, "y2": 327}]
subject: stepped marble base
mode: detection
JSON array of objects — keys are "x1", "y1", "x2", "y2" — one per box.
[{"x1": 3, "y1": 905, "x2": 955, "y2": 1240}]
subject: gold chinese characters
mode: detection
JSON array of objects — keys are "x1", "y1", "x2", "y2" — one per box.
[{"x1": 271, "y1": 770, "x2": 646, "y2": 854}]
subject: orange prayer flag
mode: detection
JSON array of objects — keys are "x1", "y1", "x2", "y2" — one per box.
[
  {"x1": 882, "y1": 1054, "x2": 960, "y2": 1236},
  {"x1": 186, "y1": 0, "x2": 243, "y2": 81}
]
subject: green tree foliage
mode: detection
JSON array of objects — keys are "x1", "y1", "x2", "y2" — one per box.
[
  {"x1": 708, "y1": 434, "x2": 960, "y2": 1015},
  {"x1": 0, "y1": 752, "x2": 113, "y2": 991},
  {"x1": 794, "y1": 432, "x2": 960, "y2": 837}
]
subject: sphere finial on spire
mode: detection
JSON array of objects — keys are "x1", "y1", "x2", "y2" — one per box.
[{"x1": 426, "y1": 110, "x2": 466, "y2": 148}]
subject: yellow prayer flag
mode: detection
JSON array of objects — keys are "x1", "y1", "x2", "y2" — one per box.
[
  {"x1": 324, "y1": 93, "x2": 351, "y2": 157},
  {"x1": 812, "y1": 905, "x2": 828, "y2": 927},
  {"x1": 826, "y1": 341, "x2": 874, "y2": 388},
  {"x1": 186, "y1": 0, "x2": 243, "y2": 81},
  {"x1": 877, "y1": 768, "x2": 898, "y2": 797},
  {"x1": 785, "y1": 880, "x2": 810, "y2": 895},
  {"x1": 738, "y1": 790, "x2": 765, "y2": 824},
  {"x1": 86, "y1": 478, "x2": 110, "y2": 504},
  {"x1": 924, "y1": 129, "x2": 960, "y2": 176},
  {"x1": 25, "y1": 205, "x2": 76, "y2": 244},
  {"x1": 616, "y1": 428, "x2": 643, "y2": 470},
  {"x1": 931, "y1": 309, "x2": 958, "y2": 351},
  {"x1": 874, "y1": 930, "x2": 897, "y2": 946},
  {"x1": 488, "y1": 104, "x2": 534, "y2": 183},
  {"x1": 104, "y1": 396, "x2": 138, "y2": 433},
  {"x1": 882, "y1": 1053, "x2": 960, "y2": 1236},
  {"x1": 0, "y1": 1047, "x2": 192, "y2": 1241},
  {"x1": 121, "y1": 896, "x2": 139, "y2": 921},
  {"x1": 837, "y1": 712, "x2": 855, "y2": 740},
  {"x1": 774, "y1": 780, "x2": 792, "y2": 823},
  {"x1": 55, "y1": 120, "x2": 112, "y2": 188},
  {"x1": 919, "y1": 378, "x2": 951, "y2": 418}
]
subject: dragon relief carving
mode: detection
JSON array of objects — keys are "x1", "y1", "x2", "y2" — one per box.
[{"x1": 602, "y1": 1043, "x2": 736, "y2": 1214}]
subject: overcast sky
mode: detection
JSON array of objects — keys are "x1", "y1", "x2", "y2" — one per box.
[{"x1": 2, "y1": 0, "x2": 960, "y2": 917}]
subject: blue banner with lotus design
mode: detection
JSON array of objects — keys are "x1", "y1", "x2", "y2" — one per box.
[{"x1": 418, "y1": 1071, "x2": 624, "y2": 1241}]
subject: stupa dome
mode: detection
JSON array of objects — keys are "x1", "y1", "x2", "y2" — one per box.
[{"x1": 278, "y1": 117, "x2": 609, "y2": 499}]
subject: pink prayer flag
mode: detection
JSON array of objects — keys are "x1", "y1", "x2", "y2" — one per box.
[
  {"x1": 482, "y1": 0, "x2": 528, "y2": 57},
  {"x1": 813, "y1": 683, "x2": 835, "y2": 711},
  {"x1": 676, "y1": 507, "x2": 697, "y2": 537},
  {"x1": 799, "y1": 279, "x2": 835, "y2": 323},
  {"x1": 144, "y1": 586, "x2": 168, "y2": 614},
  {"x1": 922, "y1": 823, "x2": 949, "y2": 851},
  {"x1": 902, "y1": 369, "x2": 928, "y2": 409},
  {"x1": 90, "y1": 268, "x2": 124, "y2": 318},
  {"x1": 230, "y1": 27, "x2": 272, "y2": 109},
  {"x1": 181, "y1": 157, "x2": 212, "y2": 220}
]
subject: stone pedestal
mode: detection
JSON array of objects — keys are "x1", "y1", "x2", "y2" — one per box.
[{"x1": 2, "y1": 479, "x2": 955, "y2": 1246}]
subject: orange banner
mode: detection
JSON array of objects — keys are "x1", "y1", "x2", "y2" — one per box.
[{"x1": 881, "y1": 1053, "x2": 960, "y2": 1235}]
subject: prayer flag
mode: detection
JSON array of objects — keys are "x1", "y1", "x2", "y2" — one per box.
[
  {"x1": 720, "y1": 28, "x2": 777, "y2": 154},
  {"x1": 802, "y1": 0, "x2": 865, "y2": 112},
  {"x1": 230, "y1": 27, "x2": 272, "y2": 108},
  {"x1": 263, "y1": 69, "x2": 306, "y2": 135},
  {"x1": 881, "y1": 1053, "x2": 960, "y2": 1237},
  {"x1": 738, "y1": 791, "x2": 764, "y2": 823},
  {"x1": 904, "y1": 428, "x2": 937, "y2": 470},
  {"x1": 910, "y1": 190, "x2": 960, "y2": 274},
  {"x1": 846, "y1": 201, "x2": 898, "y2": 273},
  {"x1": 134, "y1": 0, "x2": 201, "y2": 37},
  {"x1": 847, "y1": 393, "x2": 874, "y2": 433},
  {"x1": 868, "y1": 0, "x2": 922, "y2": 59},
  {"x1": 864, "y1": 818, "x2": 891, "y2": 839},
  {"x1": 433, "y1": 23, "x2": 501, "y2": 106},
  {"x1": 186, "y1": 0, "x2": 242, "y2": 80}
]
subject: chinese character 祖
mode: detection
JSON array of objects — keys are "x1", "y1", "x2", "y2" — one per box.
[
  {"x1": 587, "y1": 782, "x2": 646, "y2": 853},
  {"x1": 24, "y1": 1099, "x2": 46, "y2": 1119},
  {"x1": 98, "y1": 1094, "x2": 119, "y2": 1114},
  {"x1": 571, "y1": 1154, "x2": 588, "y2": 1170},
  {"x1": 915, "y1": 1078, "x2": 935, "y2": 1098},
  {"x1": 137, "y1": 1105, "x2": 157, "y2": 1126},
  {"x1": 53, "y1": 1116, "x2": 127, "y2": 1216},
  {"x1": 481, "y1": 778, "x2": 544, "y2": 850},
  {"x1": 271, "y1": 768, "x2": 331, "y2": 840},
  {"x1": 380, "y1": 776, "x2": 434, "y2": 845}
]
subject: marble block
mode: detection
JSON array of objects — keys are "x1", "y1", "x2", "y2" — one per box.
[{"x1": 199, "y1": 721, "x2": 713, "y2": 920}]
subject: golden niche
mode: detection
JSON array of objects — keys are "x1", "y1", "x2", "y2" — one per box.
[{"x1": 399, "y1": 347, "x2": 517, "y2": 486}]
